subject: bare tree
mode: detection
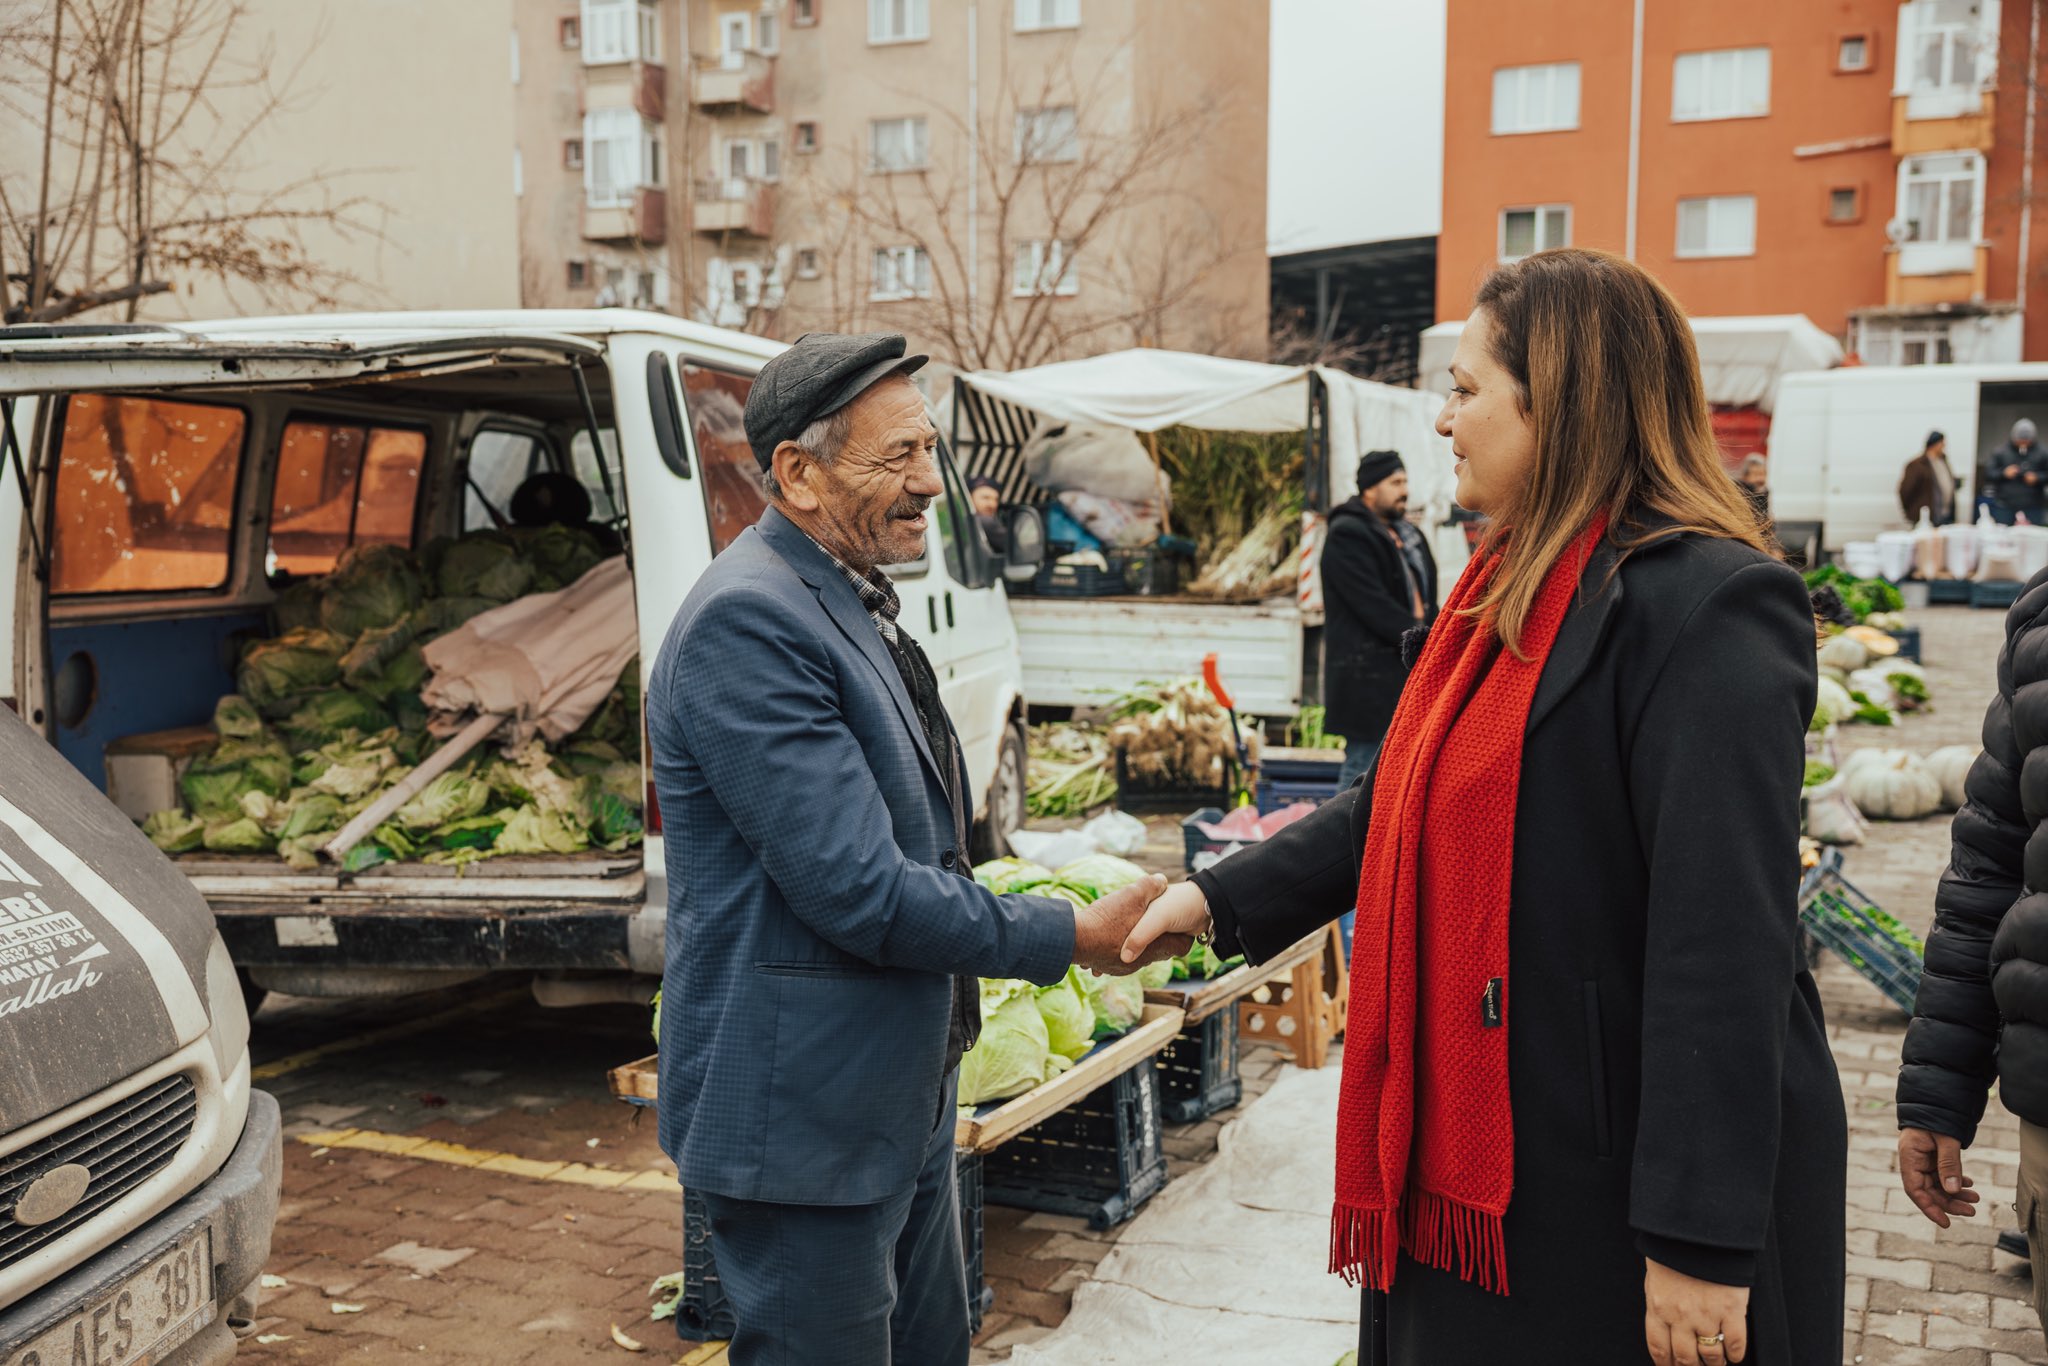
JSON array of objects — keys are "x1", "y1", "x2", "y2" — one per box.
[{"x1": 0, "y1": 0, "x2": 388, "y2": 324}]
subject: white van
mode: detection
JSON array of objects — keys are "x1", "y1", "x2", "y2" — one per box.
[
  {"x1": 1769, "y1": 362, "x2": 2048, "y2": 552},
  {"x1": 0, "y1": 312, "x2": 1042, "y2": 1006}
]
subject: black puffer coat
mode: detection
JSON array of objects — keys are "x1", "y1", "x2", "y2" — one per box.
[{"x1": 1899, "y1": 565, "x2": 2048, "y2": 1139}]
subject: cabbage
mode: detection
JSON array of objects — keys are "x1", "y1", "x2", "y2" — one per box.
[
  {"x1": 1079, "y1": 968, "x2": 1144, "y2": 1038},
  {"x1": 1051, "y1": 854, "x2": 1147, "y2": 903},
  {"x1": 319, "y1": 544, "x2": 424, "y2": 638},
  {"x1": 278, "y1": 690, "x2": 391, "y2": 750},
  {"x1": 485, "y1": 742, "x2": 588, "y2": 816},
  {"x1": 429, "y1": 812, "x2": 510, "y2": 851},
  {"x1": 308, "y1": 741, "x2": 399, "y2": 800},
  {"x1": 211, "y1": 695, "x2": 267, "y2": 740},
  {"x1": 512, "y1": 524, "x2": 607, "y2": 591},
  {"x1": 588, "y1": 790, "x2": 644, "y2": 850},
  {"x1": 1814, "y1": 676, "x2": 1857, "y2": 727},
  {"x1": 339, "y1": 618, "x2": 421, "y2": 684},
  {"x1": 201, "y1": 816, "x2": 272, "y2": 853},
  {"x1": 394, "y1": 770, "x2": 492, "y2": 831},
  {"x1": 974, "y1": 858, "x2": 1055, "y2": 894},
  {"x1": 959, "y1": 980, "x2": 1052, "y2": 1105},
  {"x1": 143, "y1": 809, "x2": 204, "y2": 853},
  {"x1": 1172, "y1": 942, "x2": 1245, "y2": 981},
  {"x1": 494, "y1": 805, "x2": 588, "y2": 855},
  {"x1": 238, "y1": 789, "x2": 291, "y2": 834},
  {"x1": 1035, "y1": 968, "x2": 1096, "y2": 1061},
  {"x1": 433, "y1": 534, "x2": 535, "y2": 602},
  {"x1": 238, "y1": 628, "x2": 349, "y2": 715},
  {"x1": 1137, "y1": 959, "x2": 1174, "y2": 990},
  {"x1": 278, "y1": 793, "x2": 344, "y2": 841},
  {"x1": 180, "y1": 736, "x2": 292, "y2": 817},
  {"x1": 272, "y1": 578, "x2": 324, "y2": 632}
]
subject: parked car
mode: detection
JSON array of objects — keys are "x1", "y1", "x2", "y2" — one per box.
[{"x1": 0, "y1": 701, "x2": 281, "y2": 1363}]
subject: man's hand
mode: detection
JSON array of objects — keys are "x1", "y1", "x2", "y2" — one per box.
[
  {"x1": 1120, "y1": 881, "x2": 1215, "y2": 965},
  {"x1": 1899, "y1": 1127, "x2": 1981, "y2": 1228},
  {"x1": 2006, "y1": 464, "x2": 2022, "y2": 479},
  {"x1": 1073, "y1": 875, "x2": 1188, "y2": 974},
  {"x1": 1644, "y1": 1260, "x2": 1749, "y2": 1366}
]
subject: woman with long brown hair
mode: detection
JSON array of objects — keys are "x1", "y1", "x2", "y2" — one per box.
[{"x1": 1124, "y1": 248, "x2": 1846, "y2": 1364}]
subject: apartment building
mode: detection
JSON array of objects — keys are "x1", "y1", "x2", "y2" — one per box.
[
  {"x1": 512, "y1": 0, "x2": 1271, "y2": 367},
  {"x1": 1438, "y1": 0, "x2": 2048, "y2": 365}
]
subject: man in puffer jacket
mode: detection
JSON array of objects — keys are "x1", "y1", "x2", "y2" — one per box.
[{"x1": 1898, "y1": 565, "x2": 2048, "y2": 1345}]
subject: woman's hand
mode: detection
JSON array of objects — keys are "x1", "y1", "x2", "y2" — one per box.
[
  {"x1": 1644, "y1": 1259, "x2": 1749, "y2": 1365},
  {"x1": 1119, "y1": 880, "x2": 1213, "y2": 964}
]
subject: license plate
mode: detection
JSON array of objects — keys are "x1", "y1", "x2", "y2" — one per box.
[{"x1": 7, "y1": 1230, "x2": 213, "y2": 1366}]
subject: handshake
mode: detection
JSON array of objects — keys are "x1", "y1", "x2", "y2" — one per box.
[{"x1": 1067, "y1": 874, "x2": 1217, "y2": 976}]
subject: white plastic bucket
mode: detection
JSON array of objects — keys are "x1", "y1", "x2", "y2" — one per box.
[
  {"x1": 2015, "y1": 525, "x2": 2048, "y2": 581},
  {"x1": 1940, "y1": 524, "x2": 1979, "y2": 579},
  {"x1": 1841, "y1": 542, "x2": 1883, "y2": 579},
  {"x1": 1874, "y1": 531, "x2": 1916, "y2": 582}
]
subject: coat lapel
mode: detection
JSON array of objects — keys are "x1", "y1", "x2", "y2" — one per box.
[
  {"x1": 1527, "y1": 539, "x2": 1625, "y2": 735},
  {"x1": 757, "y1": 509, "x2": 949, "y2": 792}
]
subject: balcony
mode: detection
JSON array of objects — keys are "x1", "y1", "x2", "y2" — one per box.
[
  {"x1": 693, "y1": 178, "x2": 776, "y2": 238},
  {"x1": 691, "y1": 52, "x2": 775, "y2": 115},
  {"x1": 584, "y1": 59, "x2": 667, "y2": 124},
  {"x1": 583, "y1": 186, "x2": 669, "y2": 246}
]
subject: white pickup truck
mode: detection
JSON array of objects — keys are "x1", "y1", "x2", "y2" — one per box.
[{"x1": 1, "y1": 311, "x2": 1043, "y2": 1005}]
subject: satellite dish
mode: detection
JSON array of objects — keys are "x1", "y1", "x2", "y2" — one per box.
[{"x1": 1886, "y1": 217, "x2": 1914, "y2": 245}]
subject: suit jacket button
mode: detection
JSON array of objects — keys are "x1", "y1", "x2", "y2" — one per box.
[{"x1": 940, "y1": 849, "x2": 957, "y2": 869}]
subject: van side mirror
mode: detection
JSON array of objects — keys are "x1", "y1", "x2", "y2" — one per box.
[{"x1": 1001, "y1": 505, "x2": 1046, "y2": 583}]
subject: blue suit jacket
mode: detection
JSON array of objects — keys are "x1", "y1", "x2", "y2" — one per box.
[{"x1": 649, "y1": 507, "x2": 1075, "y2": 1205}]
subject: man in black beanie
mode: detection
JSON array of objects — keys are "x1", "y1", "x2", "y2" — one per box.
[{"x1": 1322, "y1": 449, "x2": 1436, "y2": 794}]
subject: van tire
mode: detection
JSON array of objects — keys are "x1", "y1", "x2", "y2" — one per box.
[{"x1": 971, "y1": 724, "x2": 1029, "y2": 863}]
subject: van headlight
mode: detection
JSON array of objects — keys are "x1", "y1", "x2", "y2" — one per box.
[{"x1": 204, "y1": 936, "x2": 251, "y2": 1080}]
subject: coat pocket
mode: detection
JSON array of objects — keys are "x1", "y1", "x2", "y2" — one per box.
[
  {"x1": 754, "y1": 960, "x2": 887, "y2": 979},
  {"x1": 1583, "y1": 981, "x2": 1614, "y2": 1160}
]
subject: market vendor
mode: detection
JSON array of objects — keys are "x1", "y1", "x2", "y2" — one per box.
[
  {"x1": 968, "y1": 473, "x2": 1008, "y2": 553},
  {"x1": 645, "y1": 331, "x2": 1185, "y2": 1365}
]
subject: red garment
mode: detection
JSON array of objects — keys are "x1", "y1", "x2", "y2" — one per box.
[{"x1": 1331, "y1": 516, "x2": 1608, "y2": 1295}]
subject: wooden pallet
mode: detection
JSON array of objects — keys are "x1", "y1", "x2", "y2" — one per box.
[
  {"x1": 1142, "y1": 929, "x2": 1327, "y2": 1024},
  {"x1": 1236, "y1": 923, "x2": 1349, "y2": 1070},
  {"x1": 609, "y1": 1054, "x2": 659, "y2": 1106}
]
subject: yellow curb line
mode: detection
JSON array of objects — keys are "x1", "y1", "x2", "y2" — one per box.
[
  {"x1": 252, "y1": 986, "x2": 530, "y2": 1081},
  {"x1": 295, "y1": 1127, "x2": 678, "y2": 1193},
  {"x1": 676, "y1": 1344, "x2": 729, "y2": 1364}
]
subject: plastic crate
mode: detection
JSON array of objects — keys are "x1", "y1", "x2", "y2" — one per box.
[
  {"x1": 1255, "y1": 778, "x2": 1340, "y2": 816},
  {"x1": 678, "y1": 1149, "x2": 993, "y2": 1341},
  {"x1": 1116, "y1": 751, "x2": 1234, "y2": 814},
  {"x1": 982, "y1": 1058, "x2": 1169, "y2": 1230},
  {"x1": 1797, "y1": 851, "x2": 1924, "y2": 1012},
  {"x1": 1891, "y1": 626, "x2": 1922, "y2": 663},
  {"x1": 1927, "y1": 579, "x2": 1974, "y2": 604},
  {"x1": 1180, "y1": 807, "x2": 1235, "y2": 870},
  {"x1": 1155, "y1": 1009, "x2": 1243, "y2": 1123},
  {"x1": 1034, "y1": 561, "x2": 1128, "y2": 597},
  {"x1": 1972, "y1": 580, "x2": 2024, "y2": 610},
  {"x1": 1106, "y1": 547, "x2": 1185, "y2": 596}
]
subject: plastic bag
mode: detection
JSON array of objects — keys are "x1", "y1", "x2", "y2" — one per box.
[
  {"x1": 1080, "y1": 810, "x2": 1148, "y2": 857},
  {"x1": 1023, "y1": 425, "x2": 1170, "y2": 506},
  {"x1": 1055, "y1": 491, "x2": 1163, "y2": 550},
  {"x1": 1804, "y1": 777, "x2": 1868, "y2": 846},
  {"x1": 1008, "y1": 827, "x2": 1099, "y2": 869}
]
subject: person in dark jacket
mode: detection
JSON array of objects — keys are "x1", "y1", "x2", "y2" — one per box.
[
  {"x1": 1984, "y1": 418, "x2": 2045, "y2": 524},
  {"x1": 1899, "y1": 431, "x2": 1960, "y2": 526},
  {"x1": 1123, "y1": 249, "x2": 1846, "y2": 1366},
  {"x1": 1896, "y1": 568, "x2": 2048, "y2": 1346},
  {"x1": 1737, "y1": 453, "x2": 1770, "y2": 523},
  {"x1": 1322, "y1": 450, "x2": 1433, "y2": 791}
]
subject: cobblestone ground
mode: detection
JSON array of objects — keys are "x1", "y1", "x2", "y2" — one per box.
[{"x1": 233, "y1": 602, "x2": 2044, "y2": 1365}]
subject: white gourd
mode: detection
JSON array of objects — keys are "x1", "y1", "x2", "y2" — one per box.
[
  {"x1": 1817, "y1": 635, "x2": 1871, "y2": 673},
  {"x1": 1814, "y1": 677, "x2": 1857, "y2": 725},
  {"x1": 1843, "y1": 750, "x2": 1943, "y2": 821},
  {"x1": 1926, "y1": 745, "x2": 1979, "y2": 811}
]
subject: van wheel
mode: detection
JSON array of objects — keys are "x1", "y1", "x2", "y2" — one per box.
[
  {"x1": 236, "y1": 967, "x2": 268, "y2": 1020},
  {"x1": 971, "y1": 724, "x2": 1029, "y2": 863}
]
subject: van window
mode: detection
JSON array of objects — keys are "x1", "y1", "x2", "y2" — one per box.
[
  {"x1": 52, "y1": 395, "x2": 245, "y2": 594},
  {"x1": 569, "y1": 429, "x2": 626, "y2": 523},
  {"x1": 268, "y1": 419, "x2": 425, "y2": 575},
  {"x1": 682, "y1": 362, "x2": 768, "y2": 555},
  {"x1": 465, "y1": 429, "x2": 549, "y2": 531}
]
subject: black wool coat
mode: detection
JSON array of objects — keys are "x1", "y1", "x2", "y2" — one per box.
[
  {"x1": 1899, "y1": 565, "x2": 2048, "y2": 1138},
  {"x1": 1192, "y1": 530, "x2": 1847, "y2": 1365},
  {"x1": 1321, "y1": 500, "x2": 1425, "y2": 742}
]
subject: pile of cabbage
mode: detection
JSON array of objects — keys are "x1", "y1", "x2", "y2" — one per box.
[
  {"x1": 141, "y1": 530, "x2": 643, "y2": 870},
  {"x1": 959, "y1": 853, "x2": 1241, "y2": 1107}
]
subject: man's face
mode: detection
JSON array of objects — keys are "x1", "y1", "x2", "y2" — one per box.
[
  {"x1": 971, "y1": 485, "x2": 1001, "y2": 519},
  {"x1": 785, "y1": 376, "x2": 942, "y2": 569},
  {"x1": 1743, "y1": 463, "x2": 1768, "y2": 490},
  {"x1": 1366, "y1": 470, "x2": 1409, "y2": 521}
]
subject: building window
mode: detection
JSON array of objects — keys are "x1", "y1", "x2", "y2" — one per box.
[
  {"x1": 1827, "y1": 185, "x2": 1862, "y2": 223},
  {"x1": 1012, "y1": 240, "x2": 1078, "y2": 296},
  {"x1": 1671, "y1": 47, "x2": 1770, "y2": 121},
  {"x1": 1491, "y1": 62, "x2": 1580, "y2": 135},
  {"x1": 869, "y1": 115, "x2": 929, "y2": 171},
  {"x1": 757, "y1": 10, "x2": 779, "y2": 53},
  {"x1": 793, "y1": 0, "x2": 818, "y2": 26},
  {"x1": 1857, "y1": 319, "x2": 1955, "y2": 366},
  {"x1": 564, "y1": 138, "x2": 584, "y2": 169},
  {"x1": 1837, "y1": 34, "x2": 1871, "y2": 72},
  {"x1": 585, "y1": 107, "x2": 657, "y2": 206},
  {"x1": 513, "y1": 148, "x2": 524, "y2": 196},
  {"x1": 1498, "y1": 205, "x2": 1570, "y2": 261},
  {"x1": 1015, "y1": 0, "x2": 1079, "y2": 31},
  {"x1": 568, "y1": 260, "x2": 588, "y2": 288},
  {"x1": 561, "y1": 15, "x2": 581, "y2": 47},
  {"x1": 796, "y1": 247, "x2": 822, "y2": 279},
  {"x1": 1897, "y1": 0, "x2": 1995, "y2": 117},
  {"x1": 581, "y1": 0, "x2": 658, "y2": 64},
  {"x1": 1896, "y1": 151, "x2": 1983, "y2": 275},
  {"x1": 872, "y1": 245, "x2": 932, "y2": 300},
  {"x1": 1015, "y1": 106, "x2": 1079, "y2": 163},
  {"x1": 638, "y1": 0, "x2": 661, "y2": 61},
  {"x1": 868, "y1": 0, "x2": 929, "y2": 44},
  {"x1": 1675, "y1": 194, "x2": 1757, "y2": 258},
  {"x1": 795, "y1": 120, "x2": 819, "y2": 153}
]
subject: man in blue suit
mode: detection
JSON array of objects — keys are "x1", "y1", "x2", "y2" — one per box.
[{"x1": 648, "y1": 332, "x2": 1184, "y2": 1364}]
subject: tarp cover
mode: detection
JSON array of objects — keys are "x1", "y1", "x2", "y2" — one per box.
[{"x1": 1418, "y1": 314, "x2": 1843, "y2": 413}]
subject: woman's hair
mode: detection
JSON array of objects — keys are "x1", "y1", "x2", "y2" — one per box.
[{"x1": 1467, "y1": 248, "x2": 1769, "y2": 654}]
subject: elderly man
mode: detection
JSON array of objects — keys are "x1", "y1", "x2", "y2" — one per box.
[{"x1": 647, "y1": 332, "x2": 1180, "y2": 1364}]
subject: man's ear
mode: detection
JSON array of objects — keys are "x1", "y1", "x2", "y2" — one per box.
[{"x1": 772, "y1": 441, "x2": 821, "y2": 511}]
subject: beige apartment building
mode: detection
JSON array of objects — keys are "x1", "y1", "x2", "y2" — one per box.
[{"x1": 512, "y1": 0, "x2": 1270, "y2": 367}]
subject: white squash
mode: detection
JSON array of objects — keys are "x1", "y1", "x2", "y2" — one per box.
[
  {"x1": 1804, "y1": 777, "x2": 1869, "y2": 845},
  {"x1": 1843, "y1": 750, "x2": 1943, "y2": 821},
  {"x1": 1814, "y1": 676, "x2": 1857, "y2": 726},
  {"x1": 1926, "y1": 745, "x2": 1979, "y2": 811},
  {"x1": 1848, "y1": 667, "x2": 1900, "y2": 710},
  {"x1": 1817, "y1": 634, "x2": 1871, "y2": 673},
  {"x1": 1844, "y1": 625, "x2": 1901, "y2": 657}
]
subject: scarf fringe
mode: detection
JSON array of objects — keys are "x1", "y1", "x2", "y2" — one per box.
[{"x1": 1329, "y1": 1195, "x2": 1510, "y2": 1297}]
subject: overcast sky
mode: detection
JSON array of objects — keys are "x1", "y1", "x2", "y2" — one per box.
[{"x1": 1267, "y1": 0, "x2": 1447, "y2": 256}]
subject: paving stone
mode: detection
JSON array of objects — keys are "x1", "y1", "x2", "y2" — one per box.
[{"x1": 371, "y1": 1241, "x2": 477, "y2": 1277}]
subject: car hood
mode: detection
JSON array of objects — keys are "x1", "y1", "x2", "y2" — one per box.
[{"x1": 0, "y1": 708, "x2": 213, "y2": 1135}]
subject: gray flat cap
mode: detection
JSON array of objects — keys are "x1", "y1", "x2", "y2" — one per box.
[{"x1": 744, "y1": 331, "x2": 929, "y2": 469}]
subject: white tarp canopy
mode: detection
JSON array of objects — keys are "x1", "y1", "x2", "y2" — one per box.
[
  {"x1": 952, "y1": 348, "x2": 1459, "y2": 525},
  {"x1": 1417, "y1": 313, "x2": 1843, "y2": 413}
]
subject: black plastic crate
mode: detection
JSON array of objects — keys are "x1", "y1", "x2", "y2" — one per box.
[
  {"x1": 1926, "y1": 578, "x2": 1973, "y2": 604},
  {"x1": 1973, "y1": 579, "x2": 2024, "y2": 609},
  {"x1": 982, "y1": 1059, "x2": 1169, "y2": 1230},
  {"x1": 1254, "y1": 777, "x2": 1340, "y2": 815},
  {"x1": 1181, "y1": 807, "x2": 1230, "y2": 870},
  {"x1": 1034, "y1": 561, "x2": 1128, "y2": 597},
  {"x1": 678, "y1": 1149, "x2": 993, "y2": 1341},
  {"x1": 1106, "y1": 547, "x2": 1185, "y2": 596},
  {"x1": 1116, "y1": 750, "x2": 1234, "y2": 814},
  {"x1": 1155, "y1": 1009, "x2": 1243, "y2": 1123},
  {"x1": 1891, "y1": 626, "x2": 1922, "y2": 662}
]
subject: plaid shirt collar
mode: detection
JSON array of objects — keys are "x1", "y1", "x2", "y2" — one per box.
[{"x1": 815, "y1": 541, "x2": 902, "y2": 647}]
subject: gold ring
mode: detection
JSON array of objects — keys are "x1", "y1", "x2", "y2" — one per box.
[{"x1": 1697, "y1": 1333, "x2": 1725, "y2": 1347}]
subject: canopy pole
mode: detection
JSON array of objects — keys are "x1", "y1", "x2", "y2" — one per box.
[{"x1": 1144, "y1": 429, "x2": 1172, "y2": 535}]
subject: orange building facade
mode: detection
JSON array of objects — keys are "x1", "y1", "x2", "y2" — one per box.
[{"x1": 1440, "y1": 0, "x2": 2048, "y2": 366}]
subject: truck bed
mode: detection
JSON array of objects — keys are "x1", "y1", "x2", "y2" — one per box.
[{"x1": 173, "y1": 849, "x2": 644, "y2": 903}]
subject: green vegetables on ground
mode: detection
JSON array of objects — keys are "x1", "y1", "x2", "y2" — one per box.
[{"x1": 1802, "y1": 566, "x2": 1905, "y2": 624}]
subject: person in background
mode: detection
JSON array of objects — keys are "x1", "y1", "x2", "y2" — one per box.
[
  {"x1": 968, "y1": 474, "x2": 1008, "y2": 554},
  {"x1": 1899, "y1": 431, "x2": 1961, "y2": 527},
  {"x1": 1985, "y1": 419, "x2": 2044, "y2": 524},
  {"x1": 1737, "y1": 453, "x2": 1770, "y2": 523},
  {"x1": 1321, "y1": 450, "x2": 1430, "y2": 793}
]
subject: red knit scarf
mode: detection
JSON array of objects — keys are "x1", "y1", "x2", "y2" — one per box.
[{"x1": 1330, "y1": 516, "x2": 1607, "y2": 1296}]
